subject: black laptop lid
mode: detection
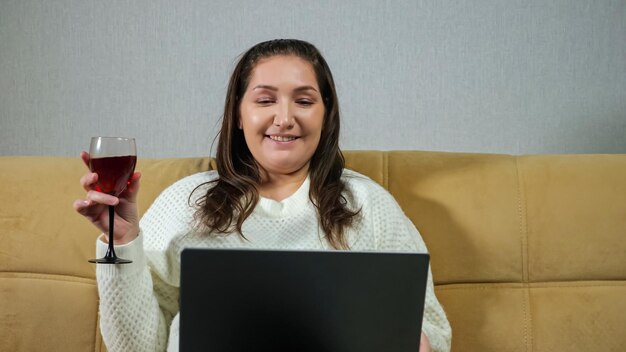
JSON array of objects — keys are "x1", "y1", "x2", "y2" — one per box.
[{"x1": 180, "y1": 248, "x2": 429, "y2": 352}]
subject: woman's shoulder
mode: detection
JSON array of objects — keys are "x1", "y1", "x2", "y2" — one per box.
[
  {"x1": 155, "y1": 170, "x2": 219, "y2": 202},
  {"x1": 341, "y1": 168, "x2": 388, "y2": 195},
  {"x1": 341, "y1": 168, "x2": 398, "y2": 206},
  {"x1": 341, "y1": 168, "x2": 417, "y2": 248},
  {"x1": 142, "y1": 170, "x2": 219, "y2": 221},
  {"x1": 172, "y1": 170, "x2": 219, "y2": 188}
]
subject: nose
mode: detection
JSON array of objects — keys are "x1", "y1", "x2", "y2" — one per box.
[{"x1": 273, "y1": 102, "x2": 295, "y2": 129}]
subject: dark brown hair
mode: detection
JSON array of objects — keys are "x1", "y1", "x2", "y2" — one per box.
[{"x1": 194, "y1": 39, "x2": 359, "y2": 249}]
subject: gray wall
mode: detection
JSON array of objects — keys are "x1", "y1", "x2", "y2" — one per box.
[{"x1": 1, "y1": 0, "x2": 625, "y2": 158}]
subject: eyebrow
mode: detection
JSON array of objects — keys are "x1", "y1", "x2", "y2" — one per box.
[{"x1": 252, "y1": 85, "x2": 319, "y2": 93}]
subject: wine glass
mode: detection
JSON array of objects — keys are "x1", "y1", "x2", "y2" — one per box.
[{"x1": 88, "y1": 137, "x2": 137, "y2": 264}]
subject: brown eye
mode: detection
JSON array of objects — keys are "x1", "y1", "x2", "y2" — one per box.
[
  {"x1": 256, "y1": 98, "x2": 275, "y2": 105},
  {"x1": 296, "y1": 99, "x2": 313, "y2": 106}
]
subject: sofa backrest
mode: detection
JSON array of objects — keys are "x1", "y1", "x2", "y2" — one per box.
[
  {"x1": 351, "y1": 151, "x2": 626, "y2": 351},
  {"x1": 1, "y1": 151, "x2": 625, "y2": 351}
]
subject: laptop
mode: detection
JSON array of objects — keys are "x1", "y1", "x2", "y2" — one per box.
[{"x1": 179, "y1": 248, "x2": 430, "y2": 352}]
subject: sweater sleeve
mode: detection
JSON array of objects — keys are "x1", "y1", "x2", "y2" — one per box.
[
  {"x1": 402, "y1": 216, "x2": 452, "y2": 352},
  {"x1": 365, "y1": 184, "x2": 452, "y2": 352},
  {"x1": 95, "y1": 172, "x2": 214, "y2": 352},
  {"x1": 96, "y1": 233, "x2": 171, "y2": 352}
]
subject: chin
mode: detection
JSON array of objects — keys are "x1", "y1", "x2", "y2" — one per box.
[{"x1": 263, "y1": 160, "x2": 309, "y2": 175}]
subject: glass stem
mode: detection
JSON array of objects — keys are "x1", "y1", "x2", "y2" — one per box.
[{"x1": 105, "y1": 205, "x2": 117, "y2": 259}]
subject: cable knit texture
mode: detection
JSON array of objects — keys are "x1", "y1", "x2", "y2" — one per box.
[{"x1": 96, "y1": 169, "x2": 452, "y2": 352}]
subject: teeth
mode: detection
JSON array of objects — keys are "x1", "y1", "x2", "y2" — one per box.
[{"x1": 269, "y1": 135, "x2": 296, "y2": 142}]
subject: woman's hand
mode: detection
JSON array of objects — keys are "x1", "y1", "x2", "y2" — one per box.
[
  {"x1": 419, "y1": 331, "x2": 432, "y2": 352},
  {"x1": 73, "y1": 151, "x2": 142, "y2": 245}
]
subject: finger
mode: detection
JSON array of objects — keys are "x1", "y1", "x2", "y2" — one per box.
[
  {"x1": 73, "y1": 198, "x2": 102, "y2": 217},
  {"x1": 73, "y1": 199, "x2": 91, "y2": 214},
  {"x1": 86, "y1": 190, "x2": 119, "y2": 206},
  {"x1": 80, "y1": 151, "x2": 90, "y2": 168},
  {"x1": 419, "y1": 332, "x2": 431, "y2": 352},
  {"x1": 129, "y1": 171, "x2": 141, "y2": 188},
  {"x1": 80, "y1": 172, "x2": 99, "y2": 192}
]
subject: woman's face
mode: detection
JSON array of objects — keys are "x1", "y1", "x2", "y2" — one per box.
[{"x1": 239, "y1": 55, "x2": 325, "y2": 178}]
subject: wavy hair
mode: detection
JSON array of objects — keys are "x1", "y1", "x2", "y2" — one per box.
[{"x1": 193, "y1": 39, "x2": 359, "y2": 249}]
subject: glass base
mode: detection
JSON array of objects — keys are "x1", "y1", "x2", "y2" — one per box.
[{"x1": 88, "y1": 257, "x2": 133, "y2": 264}]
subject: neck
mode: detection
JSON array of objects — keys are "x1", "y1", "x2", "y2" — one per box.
[{"x1": 258, "y1": 165, "x2": 309, "y2": 202}]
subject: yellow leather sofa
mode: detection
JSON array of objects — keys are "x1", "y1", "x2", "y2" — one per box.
[{"x1": 1, "y1": 151, "x2": 625, "y2": 351}]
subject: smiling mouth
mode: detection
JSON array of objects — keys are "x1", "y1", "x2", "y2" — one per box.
[{"x1": 267, "y1": 135, "x2": 299, "y2": 142}]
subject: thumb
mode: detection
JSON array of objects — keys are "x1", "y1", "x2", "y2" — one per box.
[{"x1": 123, "y1": 171, "x2": 142, "y2": 201}]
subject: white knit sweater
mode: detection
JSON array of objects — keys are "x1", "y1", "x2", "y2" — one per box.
[{"x1": 96, "y1": 169, "x2": 452, "y2": 352}]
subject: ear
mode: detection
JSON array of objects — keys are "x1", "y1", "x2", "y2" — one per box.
[{"x1": 237, "y1": 116, "x2": 243, "y2": 129}]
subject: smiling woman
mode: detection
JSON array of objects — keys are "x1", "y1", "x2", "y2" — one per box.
[
  {"x1": 197, "y1": 39, "x2": 357, "y2": 249},
  {"x1": 238, "y1": 55, "x2": 325, "y2": 199},
  {"x1": 74, "y1": 39, "x2": 452, "y2": 352}
]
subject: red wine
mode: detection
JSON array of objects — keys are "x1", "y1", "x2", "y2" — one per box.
[{"x1": 90, "y1": 155, "x2": 137, "y2": 196}]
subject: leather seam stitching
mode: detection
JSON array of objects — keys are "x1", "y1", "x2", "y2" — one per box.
[
  {"x1": 516, "y1": 157, "x2": 532, "y2": 352},
  {"x1": 436, "y1": 282, "x2": 626, "y2": 290},
  {"x1": 0, "y1": 272, "x2": 96, "y2": 284}
]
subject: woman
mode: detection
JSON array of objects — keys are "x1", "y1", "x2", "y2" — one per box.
[{"x1": 74, "y1": 39, "x2": 451, "y2": 352}]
